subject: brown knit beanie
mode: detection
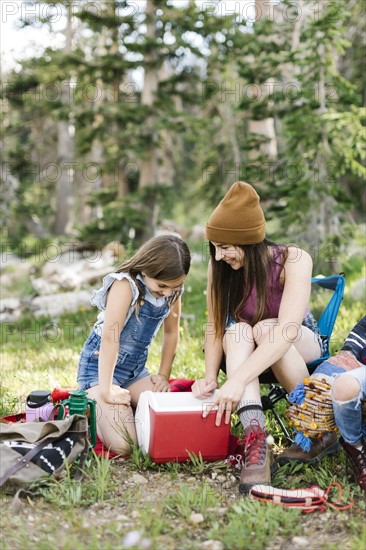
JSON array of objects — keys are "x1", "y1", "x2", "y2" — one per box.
[{"x1": 205, "y1": 181, "x2": 266, "y2": 245}]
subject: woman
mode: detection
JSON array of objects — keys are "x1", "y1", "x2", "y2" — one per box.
[{"x1": 192, "y1": 181, "x2": 327, "y2": 492}]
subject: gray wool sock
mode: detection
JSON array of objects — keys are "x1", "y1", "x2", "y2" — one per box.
[{"x1": 237, "y1": 400, "x2": 265, "y2": 431}]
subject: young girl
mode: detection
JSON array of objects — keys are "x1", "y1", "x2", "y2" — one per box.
[
  {"x1": 192, "y1": 181, "x2": 324, "y2": 493},
  {"x1": 77, "y1": 235, "x2": 191, "y2": 454}
]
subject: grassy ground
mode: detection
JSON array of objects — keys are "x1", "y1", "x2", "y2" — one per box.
[{"x1": 1, "y1": 253, "x2": 365, "y2": 550}]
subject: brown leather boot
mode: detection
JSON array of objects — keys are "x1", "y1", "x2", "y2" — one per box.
[
  {"x1": 239, "y1": 420, "x2": 272, "y2": 494},
  {"x1": 340, "y1": 438, "x2": 366, "y2": 492},
  {"x1": 277, "y1": 432, "x2": 339, "y2": 465}
]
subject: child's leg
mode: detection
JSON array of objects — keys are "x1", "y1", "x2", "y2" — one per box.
[
  {"x1": 86, "y1": 384, "x2": 139, "y2": 455},
  {"x1": 332, "y1": 368, "x2": 366, "y2": 446},
  {"x1": 127, "y1": 376, "x2": 156, "y2": 407},
  {"x1": 332, "y1": 367, "x2": 366, "y2": 492}
]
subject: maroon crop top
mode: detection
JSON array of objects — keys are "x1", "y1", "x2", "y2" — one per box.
[{"x1": 239, "y1": 246, "x2": 309, "y2": 325}]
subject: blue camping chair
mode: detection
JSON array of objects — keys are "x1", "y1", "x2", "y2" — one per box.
[{"x1": 260, "y1": 273, "x2": 345, "y2": 442}]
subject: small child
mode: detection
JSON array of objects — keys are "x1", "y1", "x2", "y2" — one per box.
[
  {"x1": 283, "y1": 316, "x2": 366, "y2": 492},
  {"x1": 77, "y1": 235, "x2": 191, "y2": 454},
  {"x1": 331, "y1": 316, "x2": 366, "y2": 491}
]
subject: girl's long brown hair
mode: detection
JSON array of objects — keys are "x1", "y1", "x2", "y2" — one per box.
[
  {"x1": 209, "y1": 240, "x2": 288, "y2": 339},
  {"x1": 116, "y1": 234, "x2": 191, "y2": 306}
]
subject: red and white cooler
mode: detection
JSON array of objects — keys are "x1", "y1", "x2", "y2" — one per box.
[{"x1": 135, "y1": 391, "x2": 231, "y2": 463}]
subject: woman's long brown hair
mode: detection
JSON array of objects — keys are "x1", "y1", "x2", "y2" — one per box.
[
  {"x1": 209, "y1": 240, "x2": 288, "y2": 339},
  {"x1": 116, "y1": 234, "x2": 191, "y2": 307}
]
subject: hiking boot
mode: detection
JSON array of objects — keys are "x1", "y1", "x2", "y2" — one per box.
[
  {"x1": 340, "y1": 438, "x2": 366, "y2": 492},
  {"x1": 277, "y1": 432, "x2": 339, "y2": 465},
  {"x1": 239, "y1": 420, "x2": 272, "y2": 494}
]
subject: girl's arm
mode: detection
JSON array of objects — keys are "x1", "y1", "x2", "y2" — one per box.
[
  {"x1": 152, "y1": 298, "x2": 182, "y2": 392},
  {"x1": 192, "y1": 262, "x2": 221, "y2": 398},
  {"x1": 98, "y1": 279, "x2": 133, "y2": 404},
  {"x1": 204, "y1": 247, "x2": 313, "y2": 418}
]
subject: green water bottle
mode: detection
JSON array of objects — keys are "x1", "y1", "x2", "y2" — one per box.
[{"x1": 59, "y1": 390, "x2": 97, "y2": 447}]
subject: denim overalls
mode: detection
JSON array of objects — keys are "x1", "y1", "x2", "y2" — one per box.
[{"x1": 77, "y1": 275, "x2": 170, "y2": 390}]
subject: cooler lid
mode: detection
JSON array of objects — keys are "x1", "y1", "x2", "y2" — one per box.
[{"x1": 142, "y1": 391, "x2": 220, "y2": 412}]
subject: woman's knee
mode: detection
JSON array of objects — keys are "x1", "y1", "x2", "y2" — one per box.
[
  {"x1": 223, "y1": 322, "x2": 254, "y2": 350},
  {"x1": 252, "y1": 319, "x2": 278, "y2": 346}
]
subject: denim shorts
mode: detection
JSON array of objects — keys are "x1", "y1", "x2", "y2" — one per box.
[{"x1": 77, "y1": 331, "x2": 150, "y2": 391}]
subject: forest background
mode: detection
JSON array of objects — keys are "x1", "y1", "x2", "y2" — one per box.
[
  {"x1": 1, "y1": 2, "x2": 366, "y2": 549},
  {"x1": 1, "y1": 0, "x2": 365, "y2": 270}
]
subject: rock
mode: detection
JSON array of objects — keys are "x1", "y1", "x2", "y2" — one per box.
[
  {"x1": 31, "y1": 278, "x2": 60, "y2": 295},
  {"x1": 0, "y1": 297, "x2": 21, "y2": 312},
  {"x1": 0, "y1": 261, "x2": 34, "y2": 294},
  {"x1": 131, "y1": 473, "x2": 148, "y2": 485},
  {"x1": 291, "y1": 536, "x2": 310, "y2": 547},
  {"x1": 0, "y1": 240, "x2": 126, "y2": 320},
  {"x1": 207, "y1": 507, "x2": 227, "y2": 516},
  {"x1": 39, "y1": 249, "x2": 117, "y2": 291},
  {"x1": 0, "y1": 252, "x2": 21, "y2": 270},
  {"x1": 31, "y1": 290, "x2": 91, "y2": 318},
  {"x1": 0, "y1": 297, "x2": 22, "y2": 322},
  {"x1": 189, "y1": 512, "x2": 204, "y2": 524},
  {"x1": 115, "y1": 514, "x2": 130, "y2": 522},
  {"x1": 0, "y1": 260, "x2": 33, "y2": 276},
  {"x1": 122, "y1": 531, "x2": 141, "y2": 548},
  {"x1": 201, "y1": 541, "x2": 224, "y2": 550}
]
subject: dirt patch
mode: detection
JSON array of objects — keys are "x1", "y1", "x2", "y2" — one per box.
[{"x1": 1, "y1": 457, "x2": 364, "y2": 550}]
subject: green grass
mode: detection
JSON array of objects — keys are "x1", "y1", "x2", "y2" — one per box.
[
  {"x1": 208, "y1": 498, "x2": 302, "y2": 550},
  {"x1": 164, "y1": 481, "x2": 219, "y2": 520},
  {"x1": 1, "y1": 250, "x2": 365, "y2": 549}
]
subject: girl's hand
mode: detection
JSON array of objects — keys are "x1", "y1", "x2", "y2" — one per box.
[
  {"x1": 100, "y1": 386, "x2": 131, "y2": 406},
  {"x1": 202, "y1": 378, "x2": 244, "y2": 426},
  {"x1": 191, "y1": 378, "x2": 218, "y2": 399},
  {"x1": 151, "y1": 374, "x2": 170, "y2": 392}
]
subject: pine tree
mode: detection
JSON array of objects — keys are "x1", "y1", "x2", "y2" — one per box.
[{"x1": 225, "y1": 0, "x2": 365, "y2": 265}]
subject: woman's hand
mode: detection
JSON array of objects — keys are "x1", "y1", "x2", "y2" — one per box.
[
  {"x1": 191, "y1": 378, "x2": 218, "y2": 399},
  {"x1": 100, "y1": 386, "x2": 131, "y2": 406},
  {"x1": 203, "y1": 378, "x2": 244, "y2": 426},
  {"x1": 151, "y1": 374, "x2": 170, "y2": 392}
]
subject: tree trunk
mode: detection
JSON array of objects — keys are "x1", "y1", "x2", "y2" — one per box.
[
  {"x1": 139, "y1": 0, "x2": 160, "y2": 191},
  {"x1": 247, "y1": 1, "x2": 278, "y2": 161},
  {"x1": 138, "y1": 1, "x2": 179, "y2": 240},
  {"x1": 54, "y1": 1, "x2": 74, "y2": 235}
]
